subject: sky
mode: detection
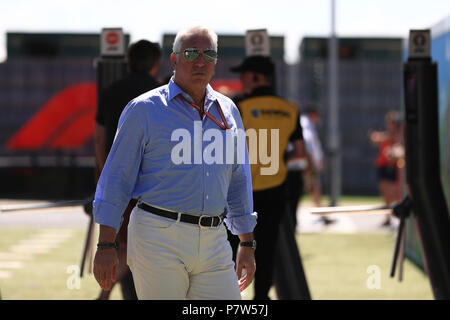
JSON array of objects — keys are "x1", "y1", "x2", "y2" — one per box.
[{"x1": 1, "y1": 0, "x2": 450, "y2": 63}]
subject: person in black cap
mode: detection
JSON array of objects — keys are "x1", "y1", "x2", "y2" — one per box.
[
  {"x1": 94, "y1": 39, "x2": 161, "y2": 300},
  {"x1": 229, "y1": 55, "x2": 307, "y2": 299},
  {"x1": 230, "y1": 56, "x2": 276, "y2": 101}
]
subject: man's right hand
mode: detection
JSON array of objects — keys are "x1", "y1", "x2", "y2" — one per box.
[{"x1": 93, "y1": 248, "x2": 119, "y2": 291}]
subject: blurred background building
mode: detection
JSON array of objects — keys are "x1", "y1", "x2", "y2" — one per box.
[
  {"x1": 0, "y1": 32, "x2": 130, "y2": 198},
  {"x1": 294, "y1": 37, "x2": 403, "y2": 195},
  {"x1": 0, "y1": 24, "x2": 447, "y2": 200}
]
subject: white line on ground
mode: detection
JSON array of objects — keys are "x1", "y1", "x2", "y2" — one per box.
[
  {"x1": 0, "y1": 252, "x2": 33, "y2": 260},
  {"x1": 0, "y1": 229, "x2": 76, "y2": 279},
  {"x1": 0, "y1": 261, "x2": 23, "y2": 269},
  {"x1": 0, "y1": 270, "x2": 12, "y2": 279},
  {"x1": 10, "y1": 245, "x2": 51, "y2": 254}
]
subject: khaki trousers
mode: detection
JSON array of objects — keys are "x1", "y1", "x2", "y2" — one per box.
[{"x1": 127, "y1": 206, "x2": 241, "y2": 300}]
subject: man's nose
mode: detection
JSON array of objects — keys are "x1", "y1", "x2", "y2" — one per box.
[{"x1": 193, "y1": 52, "x2": 206, "y2": 65}]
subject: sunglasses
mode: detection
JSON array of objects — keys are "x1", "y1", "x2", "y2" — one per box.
[{"x1": 176, "y1": 48, "x2": 217, "y2": 63}]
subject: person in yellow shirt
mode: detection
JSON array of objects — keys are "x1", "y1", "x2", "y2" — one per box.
[{"x1": 228, "y1": 56, "x2": 306, "y2": 299}]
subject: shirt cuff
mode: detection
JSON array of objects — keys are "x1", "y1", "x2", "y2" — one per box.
[
  {"x1": 224, "y1": 212, "x2": 258, "y2": 235},
  {"x1": 93, "y1": 199, "x2": 124, "y2": 232}
]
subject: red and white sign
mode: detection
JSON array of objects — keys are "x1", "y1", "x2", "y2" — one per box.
[{"x1": 100, "y1": 28, "x2": 125, "y2": 57}]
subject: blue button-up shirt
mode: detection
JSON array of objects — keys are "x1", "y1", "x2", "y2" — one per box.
[{"x1": 93, "y1": 79, "x2": 257, "y2": 235}]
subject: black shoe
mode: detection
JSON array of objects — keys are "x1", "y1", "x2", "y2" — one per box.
[
  {"x1": 321, "y1": 216, "x2": 336, "y2": 225},
  {"x1": 380, "y1": 218, "x2": 392, "y2": 227}
]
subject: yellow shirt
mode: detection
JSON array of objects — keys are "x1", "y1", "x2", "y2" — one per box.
[{"x1": 238, "y1": 95, "x2": 300, "y2": 191}]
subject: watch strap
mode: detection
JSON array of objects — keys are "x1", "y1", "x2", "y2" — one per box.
[
  {"x1": 240, "y1": 240, "x2": 256, "y2": 249},
  {"x1": 97, "y1": 242, "x2": 118, "y2": 250}
]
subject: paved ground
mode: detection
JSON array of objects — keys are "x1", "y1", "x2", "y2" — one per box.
[
  {"x1": 0, "y1": 198, "x2": 399, "y2": 233},
  {"x1": 0, "y1": 198, "x2": 400, "y2": 299},
  {"x1": 297, "y1": 203, "x2": 399, "y2": 234},
  {"x1": 0, "y1": 199, "x2": 91, "y2": 228}
]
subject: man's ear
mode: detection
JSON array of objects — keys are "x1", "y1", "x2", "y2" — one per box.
[{"x1": 170, "y1": 53, "x2": 177, "y2": 66}]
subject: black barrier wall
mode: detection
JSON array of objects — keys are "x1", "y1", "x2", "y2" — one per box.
[{"x1": 403, "y1": 48, "x2": 450, "y2": 299}]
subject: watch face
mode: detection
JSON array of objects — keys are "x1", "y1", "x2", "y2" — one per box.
[{"x1": 241, "y1": 240, "x2": 256, "y2": 249}]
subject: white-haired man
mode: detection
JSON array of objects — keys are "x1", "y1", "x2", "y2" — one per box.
[{"x1": 92, "y1": 26, "x2": 257, "y2": 299}]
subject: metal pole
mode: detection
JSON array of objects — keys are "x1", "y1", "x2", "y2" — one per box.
[{"x1": 327, "y1": 0, "x2": 341, "y2": 206}]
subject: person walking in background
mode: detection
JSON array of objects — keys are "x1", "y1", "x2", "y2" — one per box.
[
  {"x1": 370, "y1": 110, "x2": 404, "y2": 227},
  {"x1": 229, "y1": 55, "x2": 306, "y2": 299},
  {"x1": 285, "y1": 139, "x2": 307, "y2": 230},
  {"x1": 93, "y1": 40, "x2": 161, "y2": 300},
  {"x1": 300, "y1": 107, "x2": 334, "y2": 225}
]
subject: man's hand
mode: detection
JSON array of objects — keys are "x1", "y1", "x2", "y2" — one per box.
[
  {"x1": 235, "y1": 246, "x2": 256, "y2": 292},
  {"x1": 235, "y1": 232, "x2": 256, "y2": 292},
  {"x1": 94, "y1": 225, "x2": 118, "y2": 291},
  {"x1": 236, "y1": 247, "x2": 256, "y2": 291},
  {"x1": 93, "y1": 248, "x2": 118, "y2": 291}
]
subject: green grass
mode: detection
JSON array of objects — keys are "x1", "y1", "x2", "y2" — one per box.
[
  {"x1": 0, "y1": 227, "x2": 433, "y2": 300},
  {"x1": 0, "y1": 228, "x2": 122, "y2": 300},
  {"x1": 298, "y1": 232, "x2": 433, "y2": 300}
]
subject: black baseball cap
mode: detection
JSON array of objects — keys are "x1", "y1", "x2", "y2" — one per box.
[{"x1": 230, "y1": 56, "x2": 275, "y2": 76}]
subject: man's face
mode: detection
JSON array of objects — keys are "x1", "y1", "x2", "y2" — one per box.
[
  {"x1": 172, "y1": 33, "x2": 216, "y2": 92},
  {"x1": 386, "y1": 119, "x2": 399, "y2": 134},
  {"x1": 239, "y1": 71, "x2": 257, "y2": 95}
]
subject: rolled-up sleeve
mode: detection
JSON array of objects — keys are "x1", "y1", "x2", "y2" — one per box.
[
  {"x1": 224, "y1": 105, "x2": 257, "y2": 235},
  {"x1": 93, "y1": 99, "x2": 149, "y2": 232}
]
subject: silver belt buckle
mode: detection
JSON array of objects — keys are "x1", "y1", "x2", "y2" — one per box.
[{"x1": 198, "y1": 215, "x2": 213, "y2": 228}]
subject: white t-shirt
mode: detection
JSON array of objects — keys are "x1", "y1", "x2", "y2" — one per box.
[{"x1": 300, "y1": 114, "x2": 323, "y2": 171}]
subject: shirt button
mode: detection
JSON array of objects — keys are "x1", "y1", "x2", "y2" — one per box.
[
  {"x1": 206, "y1": 172, "x2": 209, "y2": 176},
  {"x1": 206, "y1": 195, "x2": 209, "y2": 200}
]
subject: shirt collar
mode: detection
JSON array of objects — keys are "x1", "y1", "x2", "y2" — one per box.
[{"x1": 168, "y1": 76, "x2": 217, "y2": 104}]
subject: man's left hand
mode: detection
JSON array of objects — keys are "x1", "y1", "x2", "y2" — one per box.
[{"x1": 235, "y1": 247, "x2": 256, "y2": 292}]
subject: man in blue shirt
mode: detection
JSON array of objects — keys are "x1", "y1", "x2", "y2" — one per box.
[{"x1": 92, "y1": 26, "x2": 257, "y2": 299}]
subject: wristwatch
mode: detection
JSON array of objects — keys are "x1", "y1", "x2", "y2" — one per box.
[
  {"x1": 97, "y1": 242, "x2": 119, "y2": 250},
  {"x1": 240, "y1": 240, "x2": 257, "y2": 250}
]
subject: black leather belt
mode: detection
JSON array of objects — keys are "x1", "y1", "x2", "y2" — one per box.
[{"x1": 137, "y1": 202, "x2": 224, "y2": 228}]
